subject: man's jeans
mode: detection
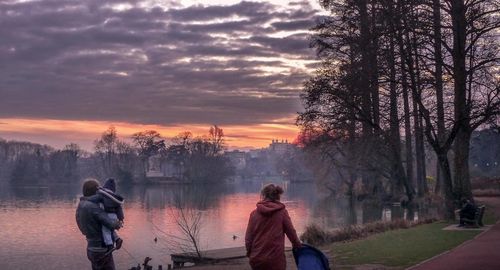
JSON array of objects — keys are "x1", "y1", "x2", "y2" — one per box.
[
  {"x1": 102, "y1": 213, "x2": 119, "y2": 246},
  {"x1": 87, "y1": 248, "x2": 115, "y2": 270}
]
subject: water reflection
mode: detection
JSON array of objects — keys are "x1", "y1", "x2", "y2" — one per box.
[{"x1": 0, "y1": 181, "x2": 440, "y2": 269}]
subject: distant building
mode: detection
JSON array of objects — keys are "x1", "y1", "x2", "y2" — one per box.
[
  {"x1": 248, "y1": 148, "x2": 266, "y2": 158},
  {"x1": 269, "y1": 139, "x2": 293, "y2": 155},
  {"x1": 146, "y1": 154, "x2": 182, "y2": 180},
  {"x1": 222, "y1": 140, "x2": 314, "y2": 182}
]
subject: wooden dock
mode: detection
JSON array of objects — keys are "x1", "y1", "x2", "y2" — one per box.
[
  {"x1": 170, "y1": 247, "x2": 246, "y2": 268},
  {"x1": 170, "y1": 246, "x2": 292, "y2": 268}
]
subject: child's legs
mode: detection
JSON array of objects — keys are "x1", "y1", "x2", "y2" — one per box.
[{"x1": 102, "y1": 213, "x2": 119, "y2": 246}]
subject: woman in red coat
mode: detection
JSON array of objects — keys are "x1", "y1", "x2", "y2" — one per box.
[{"x1": 245, "y1": 184, "x2": 302, "y2": 270}]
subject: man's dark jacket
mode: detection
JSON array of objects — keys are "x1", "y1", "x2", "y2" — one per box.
[
  {"x1": 460, "y1": 202, "x2": 477, "y2": 220},
  {"x1": 88, "y1": 178, "x2": 125, "y2": 221},
  {"x1": 76, "y1": 196, "x2": 121, "y2": 251}
]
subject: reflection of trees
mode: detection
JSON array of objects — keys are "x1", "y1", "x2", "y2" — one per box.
[
  {"x1": 311, "y1": 195, "x2": 353, "y2": 228},
  {"x1": 310, "y1": 194, "x2": 439, "y2": 227},
  {"x1": 285, "y1": 182, "x2": 317, "y2": 207},
  {"x1": 125, "y1": 184, "x2": 234, "y2": 210},
  {"x1": 310, "y1": 195, "x2": 406, "y2": 227},
  {"x1": 2, "y1": 184, "x2": 81, "y2": 203}
]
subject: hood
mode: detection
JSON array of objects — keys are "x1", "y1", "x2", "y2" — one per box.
[
  {"x1": 256, "y1": 200, "x2": 285, "y2": 216},
  {"x1": 97, "y1": 188, "x2": 124, "y2": 205},
  {"x1": 103, "y1": 178, "x2": 116, "y2": 192}
]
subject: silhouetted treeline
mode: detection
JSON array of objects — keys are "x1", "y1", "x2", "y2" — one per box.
[
  {"x1": 90, "y1": 125, "x2": 232, "y2": 184},
  {"x1": 167, "y1": 127, "x2": 233, "y2": 183},
  {"x1": 0, "y1": 140, "x2": 80, "y2": 184},
  {"x1": 299, "y1": 0, "x2": 499, "y2": 217},
  {"x1": 0, "y1": 125, "x2": 233, "y2": 185}
]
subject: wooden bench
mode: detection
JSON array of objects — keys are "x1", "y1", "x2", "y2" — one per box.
[{"x1": 461, "y1": 205, "x2": 485, "y2": 227}]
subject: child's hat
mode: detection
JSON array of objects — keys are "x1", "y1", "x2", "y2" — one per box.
[{"x1": 103, "y1": 178, "x2": 116, "y2": 192}]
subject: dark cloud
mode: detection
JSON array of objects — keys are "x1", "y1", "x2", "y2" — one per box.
[
  {"x1": 272, "y1": 19, "x2": 316, "y2": 31},
  {"x1": 166, "y1": 1, "x2": 277, "y2": 21},
  {"x1": 0, "y1": 0, "x2": 320, "y2": 126}
]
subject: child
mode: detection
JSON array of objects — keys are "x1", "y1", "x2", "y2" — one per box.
[{"x1": 89, "y1": 178, "x2": 125, "y2": 249}]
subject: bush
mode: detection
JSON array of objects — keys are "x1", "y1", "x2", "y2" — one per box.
[{"x1": 300, "y1": 218, "x2": 437, "y2": 246}]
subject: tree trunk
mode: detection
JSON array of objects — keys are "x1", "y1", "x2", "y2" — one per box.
[
  {"x1": 412, "y1": 94, "x2": 426, "y2": 196},
  {"x1": 400, "y1": 3, "x2": 427, "y2": 197},
  {"x1": 432, "y1": 0, "x2": 445, "y2": 195},
  {"x1": 369, "y1": 0, "x2": 380, "y2": 128},
  {"x1": 451, "y1": 0, "x2": 471, "y2": 201},
  {"x1": 416, "y1": 113, "x2": 428, "y2": 196},
  {"x1": 437, "y1": 152, "x2": 456, "y2": 219},
  {"x1": 454, "y1": 129, "x2": 473, "y2": 200},
  {"x1": 357, "y1": 0, "x2": 379, "y2": 195},
  {"x1": 435, "y1": 161, "x2": 442, "y2": 193},
  {"x1": 358, "y1": 0, "x2": 374, "y2": 134},
  {"x1": 401, "y1": 52, "x2": 414, "y2": 191},
  {"x1": 408, "y1": 0, "x2": 428, "y2": 197},
  {"x1": 387, "y1": 1, "x2": 414, "y2": 200},
  {"x1": 395, "y1": 1, "x2": 415, "y2": 193}
]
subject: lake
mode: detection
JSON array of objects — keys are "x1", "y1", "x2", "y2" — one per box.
[{"x1": 0, "y1": 180, "x2": 432, "y2": 269}]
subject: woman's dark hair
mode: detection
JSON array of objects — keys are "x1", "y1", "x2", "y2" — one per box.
[
  {"x1": 261, "y1": 183, "x2": 284, "y2": 201},
  {"x1": 82, "y1": 178, "x2": 100, "y2": 197}
]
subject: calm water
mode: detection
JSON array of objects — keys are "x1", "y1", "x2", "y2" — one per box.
[{"x1": 0, "y1": 180, "x2": 431, "y2": 269}]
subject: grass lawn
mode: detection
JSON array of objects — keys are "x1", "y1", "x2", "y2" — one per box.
[
  {"x1": 482, "y1": 207, "x2": 496, "y2": 225},
  {"x1": 330, "y1": 222, "x2": 481, "y2": 269},
  {"x1": 477, "y1": 199, "x2": 500, "y2": 225}
]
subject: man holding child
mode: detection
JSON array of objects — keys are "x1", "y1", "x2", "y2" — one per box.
[{"x1": 76, "y1": 178, "x2": 123, "y2": 270}]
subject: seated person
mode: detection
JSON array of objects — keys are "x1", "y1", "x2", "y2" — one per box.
[{"x1": 458, "y1": 198, "x2": 477, "y2": 227}]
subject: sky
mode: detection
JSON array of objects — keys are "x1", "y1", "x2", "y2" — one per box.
[{"x1": 0, "y1": 0, "x2": 325, "y2": 150}]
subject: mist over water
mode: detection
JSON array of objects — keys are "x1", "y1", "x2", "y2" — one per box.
[{"x1": 0, "y1": 180, "x2": 435, "y2": 269}]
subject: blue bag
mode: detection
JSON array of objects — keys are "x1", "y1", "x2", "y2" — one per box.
[{"x1": 292, "y1": 243, "x2": 331, "y2": 270}]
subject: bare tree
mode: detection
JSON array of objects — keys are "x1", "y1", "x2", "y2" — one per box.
[
  {"x1": 94, "y1": 126, "x2": 119, "y2": 176},
  {"x1": 151, "y1": 197, "x2": 205, "y2": 260},
  {"x1": 208, "y1": 125, "x2": 225, "y2": 156},
  {"x1": 170, "y1": 203, "x2": 204, "y2": 258}
]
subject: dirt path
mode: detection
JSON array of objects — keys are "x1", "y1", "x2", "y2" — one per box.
[{"x1": 407, "y1": 197, "x2": 500, "y2": 270}]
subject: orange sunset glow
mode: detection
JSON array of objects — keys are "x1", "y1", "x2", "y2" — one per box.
[
  {"x1": 0, "y1": 117, "x2": 299, "y2": 150},
  {"x1": 0, "y1": 0, "x2": 317, "y2": 151}
]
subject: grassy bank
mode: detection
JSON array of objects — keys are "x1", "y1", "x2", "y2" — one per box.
[
  {"x1": 328, "y1": 222, "x2": 481, "y2": 269},
  {"x1": 477, "y1": 197, "x2": 500, "y2": 225},
  {"x1": 188, "y1": 197, "x2": 500, "y2": 270},
  {"x1": 301, "y1": 219, "x2": 437, "y2": 246}
]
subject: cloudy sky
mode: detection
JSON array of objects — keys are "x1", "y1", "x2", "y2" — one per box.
[{"x1": 0, "y1": 0, "x2": 324, "y2": 150}]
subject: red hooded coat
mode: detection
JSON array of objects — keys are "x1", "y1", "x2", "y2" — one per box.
[{"x1": 245, "y1": 200, "x2": 301, "y2": 270}]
